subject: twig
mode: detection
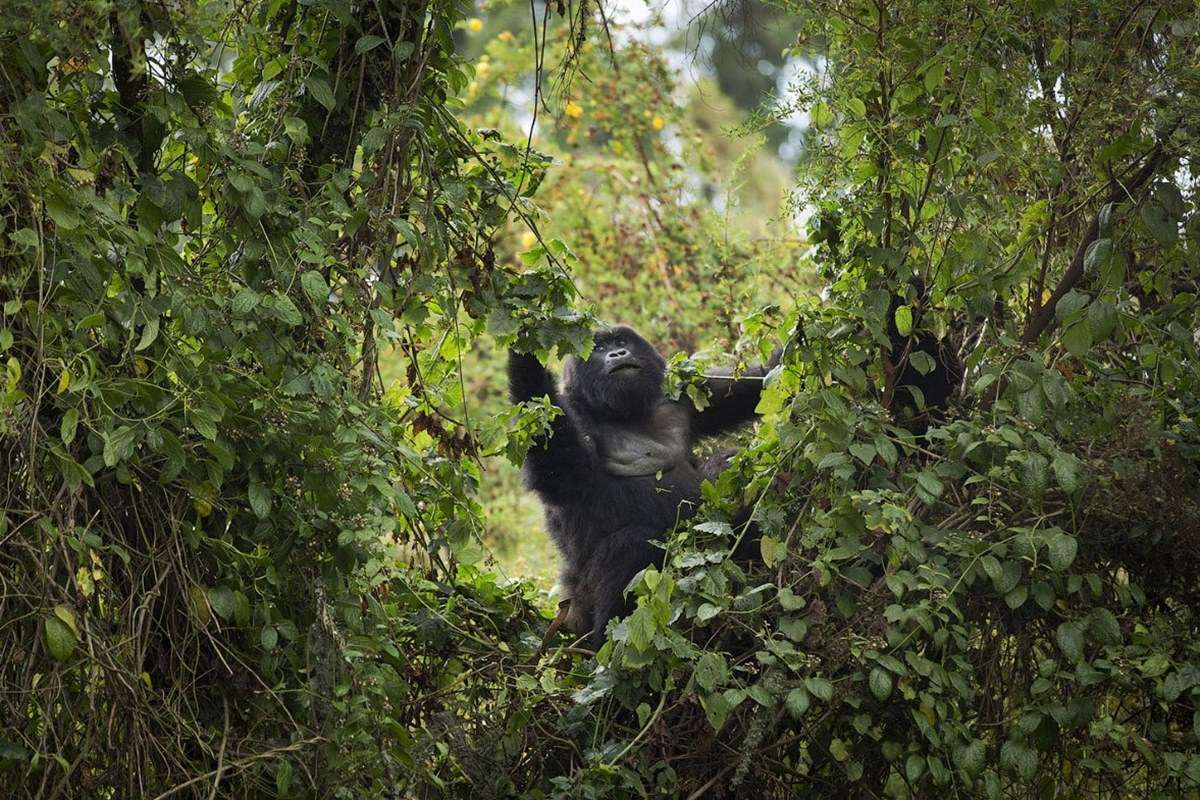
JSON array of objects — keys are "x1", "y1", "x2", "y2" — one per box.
[{"x1": 1019, "y1": 143, "x2": 1169, "y2": 345}]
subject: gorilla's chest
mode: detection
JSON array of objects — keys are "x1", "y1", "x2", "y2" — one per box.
[{"x1": 595, "y1": 403, "x2": 691, "y2": 477}]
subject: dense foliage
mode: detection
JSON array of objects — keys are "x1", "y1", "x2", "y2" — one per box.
[
  {"x1": 2, "y1": 1, "x2": 1198, "y2": 798},
  {"x1": 0, "y1": 0, "x2": 584, "y2": 795}
]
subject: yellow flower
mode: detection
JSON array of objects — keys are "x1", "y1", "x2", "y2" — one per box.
[
  {"x1": 498, "y1": 30, "x2": 514, "y2": 43},
  {"x1": 475, "y1": 61, "x2": 491, "y2": 78},
  {"x1": 520, "y1": 231, "x2": 537, "y2": 248},
  {"x1": 564, "y1": 100, "x2": 583, "y2": 119},
  {"x1": 466, "y1": 18, "x2": 483, "y2": 33},
  {"x1": 651, "y1": 115, "x2": 665, "y2": 131}
]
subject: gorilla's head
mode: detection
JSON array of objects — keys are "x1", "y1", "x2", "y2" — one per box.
[{"x1": 564, "y1": 326, "x2": 666, "y2": 419}]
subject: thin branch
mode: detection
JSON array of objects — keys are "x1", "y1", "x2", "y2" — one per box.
[{"x1": 1019, "y1": 144, "x2": 1169, "y2": 345}]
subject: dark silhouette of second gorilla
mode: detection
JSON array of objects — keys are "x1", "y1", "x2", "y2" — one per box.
[
  {"x1": 509, "y1": 326, "x2": 778, "y2": 648},
  {"x1": 885, "y1": 279, "x2": 964, "y2": 430}
]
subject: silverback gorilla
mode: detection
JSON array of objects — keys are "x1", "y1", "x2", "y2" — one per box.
[{"x1": 508, "y1": 326, "x2": 779, "y2": 648}]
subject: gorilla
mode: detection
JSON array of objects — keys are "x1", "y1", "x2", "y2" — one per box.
[
  {"x1": 885, "y1": 280, "x2": 964, "y2": 429},
  {"x1": 508, "y1": 326, "x2": 778, "y2": 648}
]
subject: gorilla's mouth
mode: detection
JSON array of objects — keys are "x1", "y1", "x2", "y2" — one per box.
[{"x1": 608, "y1": 362, "x2": 641, "y2": 374}]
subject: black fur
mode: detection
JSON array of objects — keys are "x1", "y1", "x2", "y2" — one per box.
[
  {"x1": 885, "y1": 281, "x2": 964, "y2": 428},
  {"x1": 509, "y1": 326, "x2": 777, "y2": 648}
]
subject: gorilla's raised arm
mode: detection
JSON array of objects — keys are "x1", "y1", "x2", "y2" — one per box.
[
  {"x1": 689, "y1": 347, "x2": 781, "y2": 439},
  {"x1": 507, "y1": 351, "x2": 593, "y2": 501}
]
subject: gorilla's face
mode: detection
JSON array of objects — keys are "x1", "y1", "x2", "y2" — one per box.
[{"x1": 564, "y1": 326, "x2": 666, "y2": 419}]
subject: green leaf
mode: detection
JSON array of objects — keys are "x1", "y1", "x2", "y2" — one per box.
[
  {"x1": 777, "y1": 587, "x2": 805, "y2": 610},
  {"x1": 301, "y1": 270, "x2": 329, "y2": 300},
  {"x1": 394, "y1": 41, "x2": 415, "y2": 62},
  {"x1": 77, "y1": 312, "x2": 105, "y2": 330},
  {"x1": 276, "y1": 759, "x2": 294, "y2": 796},
  {"x1": 784, "y1": 688, "x2": 810, "y2": 719},
  {"x1": 760, "y1": 534, "x2": 783, "y2": 567},
  {"x1": 923, "y1": 60, "x2": 946, "y2": 92},
  {"x1": 915, "y1": 470, "x2": 944, "y2": 498},
  {"x1": 627, "y1": 607, "x2": 655, "y2": 651},
  {"x1": 11, "y1": 227, "x2": 39, "y2": 253},
  {"x1": 261, "y1": 625, "x2": 278, "y2": 650},
  {"x1": 875, "y1": 435, "x2": 898, "y2": 467},
  {"x1": 207, "y1": 585, "x2": 235, "y2": 620},
  {"x1": 232, "y1": 288, "x2": 260, "y2": 315},
  {"x1": 1016, "y1": 388, "x2": 1043, "y2": 423},
  {"x1": 271, "y1": 294, "x2": 303, "y2": 326},
  {"x1": 779, "y1": 616, "x2": 807, "y2": 642},
  {"x1": 1055, "y1": 290, "x2": 1089, "y2": 321},
  {"x1": 1088, "y1": 608, "x2": 1122, "y2": 645},
  {"x1": 54, "y1": 604, "x2": 79, "y2": 637},
  {"x1": 189, "y1": 585, "x2": 211, "y2": 626},
  {"x1": 846, "y1": 97, "x2": 867, "y2": 117},
  {"x1": 1018, "y1": 452, "x2": 1050, "y2": 496},
  {"x1": 44, "y1": 616, "x2": 77, "y2": 662},
  {"x1": 1004, "y1": 584, "x2": 1028, "y2": 609},
  {"x1": 1046, "y1": 530, "x2": 1077, "y2": 571},
  {"x1": 135, "y1": 317, "x2": 160, "y2": 352},
  {"x1": 283, "y1": 116, "x2": 309, "y2": 145},
  {"x1": 956, "y1": 740, "x2": 986, "y2": 777},
  {"x1": 190, "y1": 410, "x2": 218, "y2": 441},
  {"x1": 305, "y1": 75, "x2": 336, "y2": 111},
  {"x1": 980, "y1": 554, "x2": 1002, "y2": 582},
  {"x1": 1086, "y1": 300, "x2": 1117, "y2": 341},
  {"x1": 233, "y1": 590, "x2": 251, "y2": 627},
  {"x1": 45, "y1": 191, "x2": 81, "y2": 230},
  {"x1": 810, "y1": 101, "x2": 834, "y2": 129},
  {"x1": 355, "y1": 35, "x2": 386, "y2": 55},
  {"x1": 179, "y1": 74, "x2": 220, "y2": 107},
  {"x1": 994, "y1": 560, "x2": 1022, "y2": 595},
  {"x1": 805, "y1": 677, "x2": 834, "y2": 702},
  {"x1": 893, "y1": 305, "x2": 913, "y2": 337},
  {"x1": 1001, "y1": 741, "x2": 1037, "y2": 780},
  {"x1": 102, "y1": 425, "x2": 137, "y2": 467},
  {"x1": 909, "y1": 350, "x2": 935, "y2": 375},
  {"x1": 1040, "y1": 370, "x2": 1071, "y2": 408},
  {"x1": 848, "y1": 442, "x2": 876, "y2": 465},
  {"x1": 1140, "y1": 653, "x2": 1170, "y2": 677},
  {"x1": 249, "y1": 481, "x2": 271, "y2": 518},
  {"x1": 61, "y1": 408, "x2": 79, "y2": 445},
  {"x1": 1056, "y1": 621, "x2": 1084, "y2": 662},
  {"x1": 1140, "y1": 201, "x2": 1178, "y2": 245},
  {"x1": 701, "y1": 691, "x2": 731, "y2": 732},
  {"x1": 975, "y1": 149, "x2": 1000, "y2": 167},
  {"x1": 906, "y1": 753, "x2": 926, "y2": 783},
  {"x1": 1083, "y1": 238, "x2": 1112, "y2": 274},
  {"x1": 868, "y1": 668, "x2": 893, "y2": 701},
  {"x1": 688, "y1": 653, "x2": 724, "y2": 693},
  {"x1": 1052, "y1": 453, "x2": 1082, "y2": 493}
]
